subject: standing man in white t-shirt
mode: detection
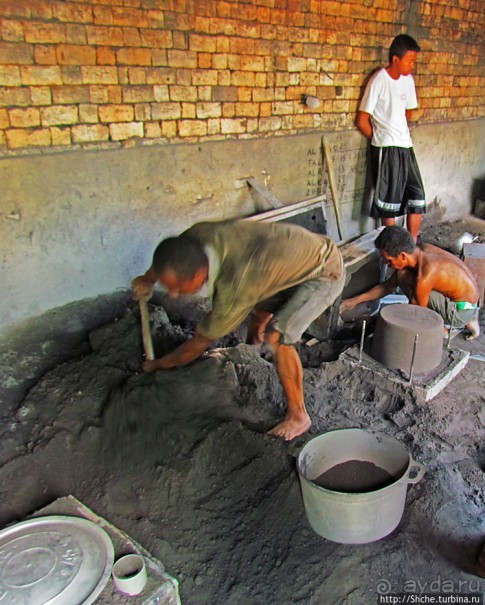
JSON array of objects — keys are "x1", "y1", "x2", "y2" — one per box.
[{"x1": 356, "y1": 34, "x2": 426, "y2": 242}]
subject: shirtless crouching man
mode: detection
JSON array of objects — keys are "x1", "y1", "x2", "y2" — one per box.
[{"x1": 340, "y1": 226, "x2": 480, "y2": 340}]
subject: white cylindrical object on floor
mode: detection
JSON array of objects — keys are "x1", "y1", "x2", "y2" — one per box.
[{"x1": 112, "y1": 554, "x2": 147, "y2": 596}]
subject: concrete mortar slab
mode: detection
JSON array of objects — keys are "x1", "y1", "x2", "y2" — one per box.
[
  {"x1": 28, "y1": 495, "x2": 181, "y2": 605},
  {"x1": 371, "y1": 304, "x2": 444, "y2": 374},
  {"x1": 340, "y1": 338, "x2": 470, "y2": 402}
]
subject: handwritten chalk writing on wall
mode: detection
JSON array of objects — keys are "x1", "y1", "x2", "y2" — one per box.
[
  {"x1": 306, "y1": 146, "x2": 323, "y2": 198},
  {"x1": 322, "y1": 133, "x2": 370, "y2": 206}
]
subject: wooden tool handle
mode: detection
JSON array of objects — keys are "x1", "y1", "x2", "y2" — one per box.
[
  {"x1": 323, "y1": 142, "x2": 345, "y2": 241},
  {"x1": 139, "y1": 299, "x2": 154, "y2": 361}
]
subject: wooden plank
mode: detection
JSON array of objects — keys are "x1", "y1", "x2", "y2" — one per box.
[
  {"x1": 245, "y1": 195, "x2": 328, "y2": 236},
  {"x1": 139, "y1": 299, "x2": 154, "y2": 360},
  {"x1": 339, "y1": 227, "x2": 383, "y2": 274},
  {"x1": 323, "y1": 140, "x2": 345, "y2": 240},
  {"x1": 245, "y1": 195, "x2": 326, "y2": 222},
  {"x1": 321, "y1": 131, "x2": 374, "y2": 241},
  {"x1": 246, "y1": 177, "x2": 284, "y2": 209}
]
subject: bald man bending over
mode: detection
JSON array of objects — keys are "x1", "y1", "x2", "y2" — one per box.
[{"x1": 133, "y1": 219, "x2": 345, "y2": 441}]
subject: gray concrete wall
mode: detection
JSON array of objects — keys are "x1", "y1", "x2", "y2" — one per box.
[
  {"x1": 1, "y1": 118, "x2": 484, "y2": 334},
  {"x1": 413, "y1": 121, "x2": 485, "y2": 220}
]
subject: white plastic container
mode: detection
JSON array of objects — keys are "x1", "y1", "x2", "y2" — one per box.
[
  {"x1": 112, "y1": 554, "x2": 147, "y2": 596},
  {"x1": 297, "y1": 428, "x2": 425, "y2": 544}
]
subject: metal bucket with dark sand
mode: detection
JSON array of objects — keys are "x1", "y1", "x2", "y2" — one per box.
[{"x1": 297, "y1": 429, "x2": 426, "y2": 544}]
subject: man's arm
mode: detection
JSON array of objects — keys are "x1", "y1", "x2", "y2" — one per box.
[
  {"x1": 340, "y1": 273, "x2": 398, "y2": 315},
  {"x1": 356, "y1": 111, "x2": 373, "y2": 140},
  {"x1": 406, "y1": 108, "x2": 419, "y2": 131},
  {"x1": 143, "y1": 329, "x2": 213, "y2": 372},
  {"x1": 411, "y1": 278, "x2": 431, "y2": 308}
]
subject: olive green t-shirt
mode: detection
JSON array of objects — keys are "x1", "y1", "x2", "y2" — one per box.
[{"x1": 186, "y1": 219, "x2": 344, "y2": 340}]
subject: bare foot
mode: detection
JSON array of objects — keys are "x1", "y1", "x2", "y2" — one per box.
[
  {"x1": 465, "y1": 318, "x2": 480, "y2": 341},
  {"x1": 267, "y1": 413, "x2": 311, "y2": 441}
]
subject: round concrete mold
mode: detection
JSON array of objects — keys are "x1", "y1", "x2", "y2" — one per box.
[{"x1": 371, "y1": 304, "x2": 443, "y2": 373}]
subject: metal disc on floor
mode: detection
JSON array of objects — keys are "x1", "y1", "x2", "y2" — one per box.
[{"x1": 0, "y1": 515, "x2": 114, "y2": 605}]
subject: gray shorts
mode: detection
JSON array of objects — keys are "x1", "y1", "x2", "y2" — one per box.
[
  {"x1": 401, "y1": 284, "x2": 477, "y2": 328},
  {"x1": 427, "y1": 290, "x2": 477, "y2": 328},
  {"x1": 257, "y1": 271, "x2": 346, "y2": 344}
]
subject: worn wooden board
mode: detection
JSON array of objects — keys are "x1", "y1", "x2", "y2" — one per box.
[
  {"x1": 321, "y1": 131, "x2": 375, "y2": 240},
  {"x1": 245, "y1": 195, "x2": 328, "y2": 235},
  {"x1": 339, "y1": 227, "x2": 383, "y2": 274},
  {"x1": 246, "y1": 177, "x2": 284, "y2": 210},
  {"x1": 323, "y1": 141, "x2": 345, "y2": 240}
]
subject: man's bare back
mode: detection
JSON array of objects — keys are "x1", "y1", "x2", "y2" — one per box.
[{"x1": 406, "y1": 243, "x2": 479, "y2": 306}]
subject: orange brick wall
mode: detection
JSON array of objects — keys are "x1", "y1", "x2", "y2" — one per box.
[{"x1": 0, "y1": 0, "x2": 483, "y2": 152}]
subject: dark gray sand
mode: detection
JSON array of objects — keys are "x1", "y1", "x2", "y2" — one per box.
[
  {"x1": 313, "y1": 460, "x2": 396, "y2": 493},
  {"x1": 0, "y1": 218, "x2": 484, "y2": 604}
]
